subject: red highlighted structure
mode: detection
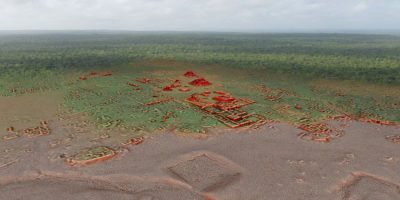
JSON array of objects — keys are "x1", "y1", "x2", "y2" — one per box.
[
  {"x1": 185, "y1": 91, "x2": 266, "y2": 128},
  {"x1": 189, "y1": 78, "x2": 211, "y2": 87}
]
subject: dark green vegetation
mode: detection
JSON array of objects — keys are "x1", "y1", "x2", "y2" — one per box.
[
  {"x1": 0, "y1": 32, "x2": 399, "y2": 134},
  {"x1": 1, "y1": 32, "x2": 400, "y2": 84}
]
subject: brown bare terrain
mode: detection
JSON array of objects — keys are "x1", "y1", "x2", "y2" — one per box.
[{"x1": 0, "y1": 110, "x2": 399, "y2": 199}]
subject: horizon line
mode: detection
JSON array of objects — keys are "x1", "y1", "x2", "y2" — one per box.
[{"x1": 1, "y1": 29, "x2": 400, "y2": 35}]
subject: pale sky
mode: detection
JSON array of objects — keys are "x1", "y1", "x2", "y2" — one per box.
[{"x1": 0, "y1": 0, "x2": 399, "y2": 31}]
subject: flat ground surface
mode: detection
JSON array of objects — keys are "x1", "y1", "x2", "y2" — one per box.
[{"x1": 0, "y1": 120, "x2": 399, "y2": 200}]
